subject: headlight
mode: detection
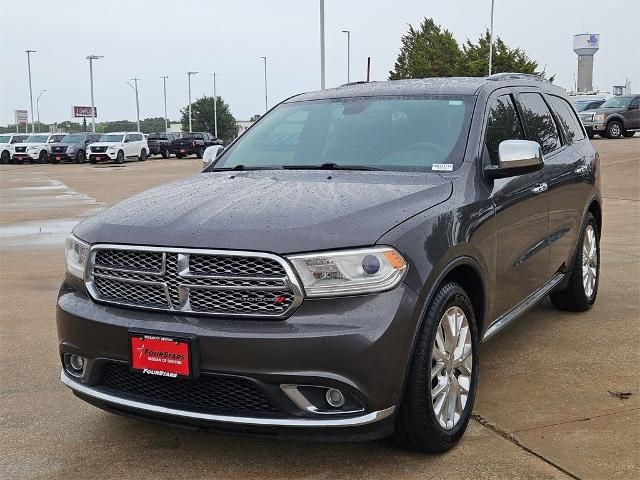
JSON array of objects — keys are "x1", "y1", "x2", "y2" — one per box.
[
  {"x1": 288, "y1": 246, "x2": 407, "y2": 297},
  {"x1": 67, "y1": 145, "x2": 77, "y2": 152},
  {"x1": 65, "y1": 234, "x2": 89, "y2": 279},
  {"x1": 107, "y1": 146, "x2": 116, "y2": 151},
  {"x1": 594, "y1": 114, "x2": 606, "y2": 122}
]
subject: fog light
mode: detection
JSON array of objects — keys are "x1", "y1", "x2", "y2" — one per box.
[
  {"x1": 65, "y1": 354, "x2": 87, "y2": 378},
  {"x1": 69, "y1": 355, "x2": 85, "y2": 371},
  {"x1": 325, "y1": 388, "x2": 346, "y2": 408}
]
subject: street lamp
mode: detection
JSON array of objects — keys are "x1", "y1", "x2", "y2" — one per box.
[
  {"x1": 187, "y1": 71, "x2": 198, "y2": 133},
  {"x1": 341, "y1": 30, "x2": 351, "y2": 83},
  {"x1": 320, "y1": 0, "x2": 326, "y2": 89},
  {"x1": 127, "y1": 78, "x2": 141, "y2": 132},
  {"x1": 36, "y1": 89, "x2": 46, "y2": 133},
  {"x1": 488, "y1": 0, "x2": 495, "y2": 75},
  {"x1": 160, "y1": 76, "x2": 169, "y2": 132},
  {"x1": 260, "y1": 57, "x2": 268, "y2": 112},
  {"x1": 210, "y1": 73, "x2": 218, "y2": 138},
  {"x1": 25, "y1": 50, "x2": 36, "y2": 133},
  {"x1": 86, "y1": 55, "x2": 103, "y2": 133}
]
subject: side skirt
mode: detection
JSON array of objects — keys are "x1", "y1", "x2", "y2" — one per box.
[{"x1": 482, "y1": 273, "x2": 565, "y2": 342}]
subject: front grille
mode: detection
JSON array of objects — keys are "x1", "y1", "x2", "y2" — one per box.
[
  {"x1": 98, "y1": 362, "x2": 281, "y2": 416},
  {"x1": 52, "y1": 146, "x2": 67, "y2": 153},
  {"x1": 14, "y1": 147, "x2": 27, "y2": 153},
  {"x1": 87, "y1": 246, "x2": 301, "y2": 317},
  {"x1": 92, "y1": 146, "x2": 108, "y2": 153}
]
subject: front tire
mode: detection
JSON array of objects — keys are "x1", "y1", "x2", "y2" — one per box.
[
  {"x1": 139, "y1": 148, "x2": 147, "y2": 161},
  {"x1": 116, "y1": 150, "x2": 125, "y2": 164},
  {"x1": 1, "y1": 150, "x2": 10, "y2": 164},
  {"x1": 605, "y1": 120, "x2": 623, "y2": 139},
  {"x1": 394, "y1": 282, "x2": 479, "y2": 453},
  {"x1": 161, "y1": 148, "x2": 170, "y2": 159},
  {"x1": 551, "y1": 212, "x2": 600, "y2": 311},
  {"x1": 37, "y1": 150, "x2": 49, "y2": 164},
  {"x1": 75, "y1": 150, "x2": 86, "y2": 164},
  {"x1": 196, "y1": 146, "x2": 205, "y2": 159}
]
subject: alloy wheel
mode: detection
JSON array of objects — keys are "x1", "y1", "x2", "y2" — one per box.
[
  {"x1": 582, "y1": 225, "x2": 598, "y2": 298},
  {"x1": 430, "y1": 306, "x2": 473, "y2": 430}
]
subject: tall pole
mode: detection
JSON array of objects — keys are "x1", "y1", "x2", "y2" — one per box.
[
  {"x1": 26, "y1": 50, "x2": 36, "y2": 133},
  {"x1": 342, "y1": 30, "x2": 351, "y2": 83},
  {"x1": 127, "y1": 78, "x2": 141, "y2": 132},
  {"x1": 488, "y1": 0, "x2": 495, "y2": 75},
  {"x1": 211, "y1": 73, "x2": 218, "y2": 138},
  {"x1": 187, "y1": 71, "x2": 198, "y2": 132},
  {"x1": 36, "y1": 89, "x2": 46, "y2": 133},
  {"x1": 320, "y1": 0, "x2": 326, "y2": 89},
  {"x1": 161, "y1": 75, "x2": 169, "y2": 132},
  {"x1": 260, "y1": 57, "x2": 268, "y2": 112},
  {"x1": 87, "y1": 55, "x2": 103, "y2": 133}
]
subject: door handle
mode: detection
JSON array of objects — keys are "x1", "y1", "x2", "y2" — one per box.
[{"x1": 531, "y1": 183, "x2": 548, "y2": 194}]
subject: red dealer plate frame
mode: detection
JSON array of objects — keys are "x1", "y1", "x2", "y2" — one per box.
[{"x1": 129, "y1": 332, "x2": 194, "y2": 379}]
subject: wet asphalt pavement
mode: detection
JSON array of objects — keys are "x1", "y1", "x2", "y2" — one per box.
[{"x1": 1, "y1": 142, "x2": 639, "y2": 479}]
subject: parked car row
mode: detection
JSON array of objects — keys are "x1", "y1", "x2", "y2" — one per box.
[
  {"x1": 574, "y1": 94, "x2": 640, "y2": 139},
  {"x1": 0, "y1": 131, "x2": 223, "y2": 164}
]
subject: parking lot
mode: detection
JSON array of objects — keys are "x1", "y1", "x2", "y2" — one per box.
[{"x1": 1, "y1": 138, "x2": 638, "y2": 479}]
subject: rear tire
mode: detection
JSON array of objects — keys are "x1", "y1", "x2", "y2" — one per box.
[
  {"x1": 604, "y1": 120, "x2": 623, "y2": 139},
  {"x1": 161, "y1": 148, "x2": 170, "y2": 159},
  {"x1": 550, "y1": 213, "x2": 600, "y2": 311},
  {"x1": 394, "y1": 282, "x2": 479, "y2": 453},
  {"x1": 196, "y1": 146, "x2": 205, "y2": 159}
]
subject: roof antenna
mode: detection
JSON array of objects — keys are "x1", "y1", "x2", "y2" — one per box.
[{"x1": 366, "y1": 57, "x2": 371, "y2": 82}]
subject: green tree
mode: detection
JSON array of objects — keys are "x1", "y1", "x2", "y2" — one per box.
[
  {"x1": 250, "y1": 114, "x2": 262, "y2": 122},
  {"x1": 180, "y1": 96, "x2": 238, "y2": 142},
  {"x1": 463, "y1": 31, "x2": 539, "y2": 77},
  {"x1": 389, "y1": 18, "x2": 464, "y2": 79}
]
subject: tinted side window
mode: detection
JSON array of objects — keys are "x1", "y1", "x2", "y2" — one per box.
[
  {"x1": 547, "y1": 95, "x2": 585, "y2": 142},
  {"x1": 630, "y1": 97, "x2": 640, "y2": 107},
  {"x1": 518, "y1": 93, "x2": 561, "y2": 154},
  {"x1": 484, "y1": 94, "x2": 525, "y2": 165}
]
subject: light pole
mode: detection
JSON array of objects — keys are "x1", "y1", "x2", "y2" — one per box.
[
  {"x1": 342, "y1": 30, "x2": 351, "y2": 83},
  {"x1": 127, "y1": 78, "x2": 141, "y2": 132},
  {"x1": 36, "y1": 89, "x2": 46, "y2": 132},
  {"x1": 160, "y1": 75, "x2": 169, "y2": 132},
  {"x1": 86, "y1": 55, "x2": 103, "y2": 133},
  {"x1": 488, "y1": 0, "x2": 495, "y2": 75},
  {"x1": 187, "y1": 71, "x2": 198, "y2": 133},
  {"x1": 260, "y1": 57, "x2": 268, "y2": 112},
  {"x1": 320, "y1": 0, "x2": 326, "y2": 89},
  {"x1": 25, "y1": 50, "x2": 36, "y2": 133},
  {"x1": 210, "y1": 73, "x2": 218, "y2": 138}
]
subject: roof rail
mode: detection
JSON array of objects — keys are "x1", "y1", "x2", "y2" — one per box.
[
  {"x1": 339, "y1": 80, "x2": 374, "y2": 87},
  {"x1": 487, "y1": 73, "x2": 549, "y2": 83}
]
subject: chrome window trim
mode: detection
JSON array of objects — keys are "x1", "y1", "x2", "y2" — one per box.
[
  {"x1": 85, "y1": 243, "x2": 304, "y2": 318},
  {"x1": 61, "y1": 371, "x2": 394, "y2": 427}
]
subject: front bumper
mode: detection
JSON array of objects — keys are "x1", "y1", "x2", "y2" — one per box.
[
  {"x1": 582, "y1": 120, "x2": 606, "y2": 132},
  {"x1": 57, "y1": 277, "x2": 421, "y2": 438},
  {"x1": 51, "y1": 152, "x2": 76, "y2": 162},
  {"x1": 88, "y1": 151, "x2": 117, "y2": 162}
]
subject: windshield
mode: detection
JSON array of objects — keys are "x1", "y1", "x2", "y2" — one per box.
[
  {"x1": 99, "y1": 134, "x2": 124, "y2": 142},
  {"x1": 214, "y1": 96, "x2": 473, "y2": 172},
  {"x1": 0, "y1": 135, "x2": 10, "y2": 143},
  {"x1": 61, "y1": 133, "x2": 85, "y2": 143},
  {"x1": 575, "y1": 100, "x2": 602, "y2": 112},
  {"x1": 148, "y1": 134, "x2": 166, "y2": 140},
  {"x1": 25, "y1": 135, "x2": 49, "y2": 143},
  {"x1": 600, "y1": 96, "x2": 632, "y2": 108},
  {"x1": 50, "y1": 134, "x2": 66, "y2": 143},
  {"x1": 180, "y1": 133, "x2": 202, "y2": 139}
]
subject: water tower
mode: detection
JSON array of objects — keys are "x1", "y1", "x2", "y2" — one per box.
[{"x1": 573, "y1": 33, "x2": 600, "y2": 92}]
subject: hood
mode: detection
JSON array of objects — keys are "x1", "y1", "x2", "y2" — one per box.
[
  {"x1": 53, "y1": 142, "x2": 83, "y2": 148},
  {"x1": 74, "y1": 170, "x2": 452, "y2": 254},
  {"x1": 584, "y1": 107, "x2": 626, "y2": 115},
  {"x1": 15, "y1": 142, "x2": 47, "y2": 149},
  {"x1": 89, "y1": 142, "x2": 120, "y2": 148}
]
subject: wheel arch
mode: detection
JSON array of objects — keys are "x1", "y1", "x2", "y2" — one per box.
[{"x1": 588, "y1": 198, "x2": 602, "y2": 235}]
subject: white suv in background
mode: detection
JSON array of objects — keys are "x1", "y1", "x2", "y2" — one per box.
[
  {"x1": 11, "y1": 133, "x2": 67, "y2": 163},
  {"x1": 0, "y1": 133, "x2": 30, "y2": 164},
  {"x1": 87, "y1": 132, "x2": 148, "y2": 164}
]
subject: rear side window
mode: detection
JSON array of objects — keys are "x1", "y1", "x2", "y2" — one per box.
[
  {"x1": 518, "y1": 93, "x2": 561, "y2": 154},
  {"x1": 547, "y1": 96, "x2": 585, "y2": 142},
  {"x1": 484, "y1": 94, "x2": 525, "y2": 165}
]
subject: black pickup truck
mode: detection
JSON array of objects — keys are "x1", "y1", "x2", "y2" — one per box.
[
  {"x1": 171, "y1": 132, "x2": 222, "y2": 158},
  {"x1": 147, "y1": 133, "x2": 177, "y2": 158}
]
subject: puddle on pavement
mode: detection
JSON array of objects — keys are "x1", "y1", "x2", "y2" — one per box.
[{"x1": 0, "y1": 218, "x2": 85, "y2": 248}]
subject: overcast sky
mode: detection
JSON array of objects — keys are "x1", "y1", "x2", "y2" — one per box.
[{"x1": 1, "y1": 0, "x2": 638, "y2": 126}]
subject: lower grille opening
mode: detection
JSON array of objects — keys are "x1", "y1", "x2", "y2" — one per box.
[{"x1": 97, "y1": 362, "x2": 282, "y2": 417}]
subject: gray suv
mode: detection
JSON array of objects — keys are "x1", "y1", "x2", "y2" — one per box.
[
  {"x1": 57, "y1": 74, "x2": 601, "y2": 452},
  {"x1": 580, "y1": 94, "x2": 640, "y2": 138}
]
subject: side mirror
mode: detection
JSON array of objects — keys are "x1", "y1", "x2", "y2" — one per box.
[
  {"x1": 628, "y1": 104, "x2": 639, "y2": 110},
  {"x1": 484, "y1": 140, "x2": 544, "y2": 180},
  {"x1": 202, "y1": 145, "x2": 224, "y2": 169},
  {"x1": 124, "y1": 138, "x2": 130, "y2": 143}
]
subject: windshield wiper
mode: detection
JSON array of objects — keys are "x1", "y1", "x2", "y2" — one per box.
[
  {"x1": 282, "y1": 162, "x2": 384, "y2": 171},
  {"x1": 211, "y1": 164, "x2": 279, "y2": 171}
]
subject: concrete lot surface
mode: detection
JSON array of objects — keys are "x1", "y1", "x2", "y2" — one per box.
[{"x1": 1, "y1": 140, "x2": 639, "y2": 479}]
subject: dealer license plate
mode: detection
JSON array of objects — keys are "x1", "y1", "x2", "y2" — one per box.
[{"x1": 129, "y1": 333, "x2": 191, "y2": 378}]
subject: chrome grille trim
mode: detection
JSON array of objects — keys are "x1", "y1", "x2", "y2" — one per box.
[{"x1": 85, "y1": 244, "x2": 304, "y2": 318}]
